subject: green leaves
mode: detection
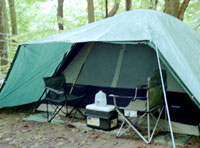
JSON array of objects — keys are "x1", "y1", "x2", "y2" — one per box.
[
  {"x1": 6, "y1": 0, "x2": 200, "y2": 43},
  {"x1": 184, "y1": 0, "x2": 200, "y2": 33},
  {"x1": 3, "y1": 0, "x2": 200, "y2": 48}
]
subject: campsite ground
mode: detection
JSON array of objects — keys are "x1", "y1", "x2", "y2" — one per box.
[{"x1": 0, "y1": 111, "x2": 199, "y2": 148}]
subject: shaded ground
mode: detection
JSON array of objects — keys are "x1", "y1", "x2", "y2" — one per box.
[{"x1": 0, "y1": 112, "x2": 199, "y2": 148}]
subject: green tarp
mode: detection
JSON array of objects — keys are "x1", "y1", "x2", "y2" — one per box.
[
  {"x1": 0, "y1": 43, "x2": 73, "y2": 107},
  {"x1": 0, "y1": 9, "x2": 200, "y2": 108}
]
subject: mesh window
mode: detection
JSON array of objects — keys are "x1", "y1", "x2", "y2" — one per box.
[
  {"x1": 117, "y1": 44, "x2": 158, "y2": 88},
  {"x1": 77, "y1": 43, "x2": 121, "y2": 86}
]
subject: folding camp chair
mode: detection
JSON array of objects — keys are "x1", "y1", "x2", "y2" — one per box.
[
  {"x1": 109, "y1": 69, "x2": 167, "y2": 144},
  {"x1": 43, "y1": 74, "x2": 85, "y2": 123}
]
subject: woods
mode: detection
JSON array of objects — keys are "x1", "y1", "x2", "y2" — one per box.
[
  {"x1": 0, "y1": 0, "x2": 200, "y2": 72},
  {"x1": 164, "y1": 0, "x2": 191, "y2": 20},
  {"x1": 0, "y1": 0, "x2": 8, "y2": 67},
  {"x1": 8, "y1": 0, "x2": 18, "y2": 35}
]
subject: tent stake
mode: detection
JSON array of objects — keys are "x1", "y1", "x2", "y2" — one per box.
[{"x1": 154, "y1": 42, "x2": 176, "y2": 148}]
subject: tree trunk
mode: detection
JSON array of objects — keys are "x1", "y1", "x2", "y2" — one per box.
[
  {"x1": 178, "y1": 0, "x2": 190, "y2": 20},
  {"x1": 154, "y1": 0, "x2": 158, "y2": 10},
  {"x1": 149, "y1": 0, "x2": 158, "y2": 10},
  {"x1": 107, "y1": 0, "x2": 120, "y2": 18},
  {"x1": 105, "y1": 0, "x2": 108, "y2": 18},
  {"x1": 87, "y1": 0, "x2": 95, "y2": 23},
  {"x1": 8, "y1": 0, "x2": 17, "y2": 35},
  {"x1": 57, "y1": 0, "x2": 64, "y2": 30},
  {"x1": 164, "y1": 0, "x2": 190, "y2": 21},
  {"x1": 126, "y1": 0, "x2": 132, "y2": 11},
  {"x1": 0, "y1": 0, "x2": 9, "y2": 66}
]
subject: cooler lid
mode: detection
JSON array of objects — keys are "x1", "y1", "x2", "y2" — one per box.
[{"x1": 86, "y1": 104, "x2": 115, "y2": 112}]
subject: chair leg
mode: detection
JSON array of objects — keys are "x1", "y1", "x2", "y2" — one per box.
[
  {"x1": 148, "y1": 106, "x2": 164, "y2": 143},
  {"x1": 116, "y1": 120, "x2": 131, "y2": 138},
  {"x1": 66, "y1": 106, "x2": 85, "y2": 119},
  {"x1": 116, "y1": 108, "x2": 149, "y2": 144},
  {"x1": 150, "y1": 113, "x2": 165, "y2": 131},
  {"x1": 77, "y1": 108, "x2": 85, "y2": 118},
  {"x1": 147, "y1": 112, "x2": 150, "y2": 142},
  {"x1": 48, "y1": 105, "x2": 65, "y2": 123},
  {"x1": 66, "y1": 107, "x2": 76, "y2": 117},
  {"x1": 116, "y1": 107, "x2": 164, "y2": 144},
  {"x1": 70, "y1": 108, "x2": 78, "y2": 122},
  {"x1": 116, "y1": 120, "x2": 125, "y2": 137},
  {"x1": 46, "y1": 102, "x2": 49, "y2": 122}
]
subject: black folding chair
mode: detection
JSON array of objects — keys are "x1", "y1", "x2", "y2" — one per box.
[{"x1": 43, "y1": 74, "x2": 85, "y2": 123}]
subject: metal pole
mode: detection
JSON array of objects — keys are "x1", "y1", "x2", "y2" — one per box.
[
  {"x1": 154, "y1": 43, "x2": 176, "y2": 148},
  {"x1": 147, "y1": 88, "x2": 150, "y2": 141}
]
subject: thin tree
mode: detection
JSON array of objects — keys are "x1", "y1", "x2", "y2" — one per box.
[
  {"x1": 57, "y1": 0, "x2": 64, "y2": 30},
  {"x1": 148, "y1": 0, "x2": 158, "y2": 10},
  {"x1": 106, "y1": 0, "x2": 121, "y2": 18},
  {"x1": 154, "y1": 0, "x2": 158, "y2": 10},
  {"x1": 126, "y1": 0, "x2": 132, "y2": 11},
  {"x1": 8, "y1": 0, "x2": 17, "y2": 35},
  {"x1": 164, "y1": 0, "x2": 190, "y2": 20},
  {"x1": 0, "y1": 0, "x2": 9, "y2": 66},
  {"x1": 105, "y1": 0, "x2": 108, "y2": 18},
  {"x1": 87, "y1": 0, "x2": 95, "y2": 23}
]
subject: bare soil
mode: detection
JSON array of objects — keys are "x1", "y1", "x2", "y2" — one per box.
[{"x1": 0, "y1": 112, "x2": 199, "y2": 148}]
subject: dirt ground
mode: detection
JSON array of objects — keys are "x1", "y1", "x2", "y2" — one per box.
[{"x1": 0, "y1": 112, "x2": 199, "y2": 148}]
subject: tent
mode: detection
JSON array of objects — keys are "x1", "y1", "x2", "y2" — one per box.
[{"x1": 0, "y1": 9, "x2": 200, "y2": 145}]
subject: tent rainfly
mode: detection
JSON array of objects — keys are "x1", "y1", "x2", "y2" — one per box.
[{"x1": 0, "y1": 9, "x2": 200, "y2": 147}]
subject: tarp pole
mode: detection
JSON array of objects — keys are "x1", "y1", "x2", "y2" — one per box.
[{"x1": 154, "y1": 43, "x2": 176, "y2": 148}]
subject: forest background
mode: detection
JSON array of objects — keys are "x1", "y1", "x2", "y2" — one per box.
[{"x1": 0, "y1": 0, "x2": 200, "y2": 85}]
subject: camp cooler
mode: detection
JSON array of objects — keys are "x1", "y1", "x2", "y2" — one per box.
[{"x1": 85, "y1": 104, "x2": 118, "y2": 130}]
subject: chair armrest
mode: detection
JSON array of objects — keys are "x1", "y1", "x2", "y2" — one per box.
[
  {"x1": 64, "y1": 84, "x2": 88, "y2": 94},
  {"x1": 109, "y1": 94, "x2": 135, "y2": 108},
  {"x1": 109, "y1": 93, "x2": 147, "y2": 108},
  {"x1": 109, "y1": 94, "x2": 135, "y2": 99},
  {"x1": 109, "y1": 94, "x2": 146, "y2": 100},
  {"x1": 46, "y1": 87, "x2": 64, "y2": 95}
]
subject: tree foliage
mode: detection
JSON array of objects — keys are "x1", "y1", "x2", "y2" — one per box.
[{"x1": 4, "y1": 0, "x2": 199, "y2": 41}]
